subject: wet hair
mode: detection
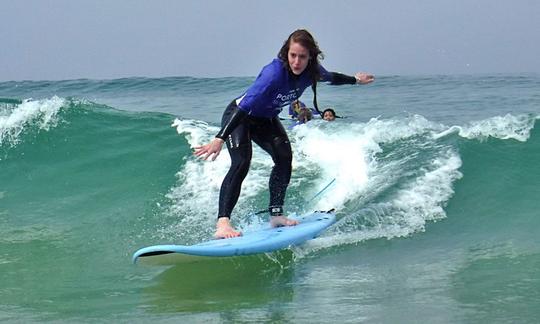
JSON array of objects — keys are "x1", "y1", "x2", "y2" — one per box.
[
  {"x1": 278, "y1": 29, "x2": 324, "y2": 83},
  {"x1": 322, "y1": 108, "x2": 336, "y2": 118}
]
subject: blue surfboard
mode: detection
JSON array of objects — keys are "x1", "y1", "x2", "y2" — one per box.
[{"x1": 132, "y1": 210, "x2": 335, "y2": 263}]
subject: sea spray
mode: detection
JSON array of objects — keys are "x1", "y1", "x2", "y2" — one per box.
[{"x1": 0, "y1": 96, "x2": 66, "y2": 146}]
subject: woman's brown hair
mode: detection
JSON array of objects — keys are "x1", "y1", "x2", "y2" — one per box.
[
  {"x1": 277, "y1": 29, "x2": 324, "y2": 82},
  {"x1": 278, "y1": 29, "x2": 325, "y2": 116}
]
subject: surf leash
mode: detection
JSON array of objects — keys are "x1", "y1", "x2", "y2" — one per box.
[
  {"x1": 253, "y1": 178, "x2": 336, "y2": 215},
  {"x1": 306, "y1": 178, "x2": 336, "y2": 204}
]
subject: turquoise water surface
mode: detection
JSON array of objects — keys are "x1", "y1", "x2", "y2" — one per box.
[{"x1": 1, "y1": 74, "x2": 539, "y2": 322}]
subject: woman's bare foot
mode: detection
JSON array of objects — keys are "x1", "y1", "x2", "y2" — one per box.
[
  {"x1": 215, "y1": 217, "x2": 242, "y2": 239},
  {"x1": 270, "y1": 215, "x2": 299, "y2": 228}
]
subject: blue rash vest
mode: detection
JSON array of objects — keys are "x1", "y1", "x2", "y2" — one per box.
[{"x1": 235, "y1": 58, "x2": 333, "y2": 118}]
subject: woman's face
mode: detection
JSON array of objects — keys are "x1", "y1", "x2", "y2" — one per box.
[
  {"x1": 323, "y1": 111, "x2": 336, "y2": 121},
  {"x1": 288, "y1": 41, "x2": 310, "y2": 75}
]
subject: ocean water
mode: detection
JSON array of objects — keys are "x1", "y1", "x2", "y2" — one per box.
[{"x1": 1, "y1": 74, "x2": 540, "y2": 323}]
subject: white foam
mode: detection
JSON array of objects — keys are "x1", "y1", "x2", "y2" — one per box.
[
  {"x1": 290, "y1": 122, "x2": 373, "y2": 211},
  {"x1": 392, "y1": 151, "x2": 463, "y2": 226},
  {"x1": 165, "y1": 116, "x2": 462, "y2": 247},
  {"x1": 171, "y1": 118, "x2": 218, "y2": 148},
  {"x1": 164, "y1": 119, "x2": 274, "y2": 241},
  {"x1": 296, "y1": 150, "x2": 463, "y2": 257},
  {"x1": 289, "y1": 115, "x2": 443, "y2": 211},
  {"x1": 433, "y1": 113, "x2": 537, "y2": 142},
  {"x1": 0, "y1": 96, "x2": 66, "y2": 146}
]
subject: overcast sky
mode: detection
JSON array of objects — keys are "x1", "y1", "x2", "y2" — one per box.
[{"x1": 1, "y1": 0, "x2": 539, "y2": 81}]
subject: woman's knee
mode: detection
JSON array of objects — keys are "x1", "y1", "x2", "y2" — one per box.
[
  {"x1": 229, "y1": 145, "x2": 252, "y2": 172},
  {"x1": 272, "y1": 137, "x2": 292, "y2": 164}
]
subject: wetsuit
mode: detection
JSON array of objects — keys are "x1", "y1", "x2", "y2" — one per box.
[{"x1": 216, "y1": 58, "x2": 357, "y2": 219}]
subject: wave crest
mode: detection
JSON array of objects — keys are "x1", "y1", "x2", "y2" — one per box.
[{"x1": 0, "y1": 96, "x2": 67, "y2": 147}]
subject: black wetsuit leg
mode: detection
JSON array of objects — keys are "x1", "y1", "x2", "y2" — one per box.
[
  {"x1": 218, "y1": 102, "x2": 252, "y2": 219},
  {"x1": 217, "y1": 101, "x2": 292, "y2": 219},
  {"x1": 250, "y1": 116, "x2": 292, "y2": 214}
]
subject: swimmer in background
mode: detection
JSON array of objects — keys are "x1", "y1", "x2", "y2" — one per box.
[{"x1": 322, "y1": 108, "x2": 337, "y2": 121}]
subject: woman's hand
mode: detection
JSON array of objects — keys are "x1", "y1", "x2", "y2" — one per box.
[
  {"x1": 355, "y1": 72, "x2": 375, "y2": 84},
  {"x1": 194, "y1": 138, "x2": 225, "y2": 161}
]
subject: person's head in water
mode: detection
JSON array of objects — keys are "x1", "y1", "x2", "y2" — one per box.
[
  {"x1": 278, "y1": 29, "x2": 323, "y2": 79},
  {"x1": 322, "y1": 108, "x2": 337, "y2": 121},
  {"x1": 290, "y1": 100, "x2": 306, "y2": 117},
  {"x1": 297, "y1": 107, "x2": 313, "y2": 124}
]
